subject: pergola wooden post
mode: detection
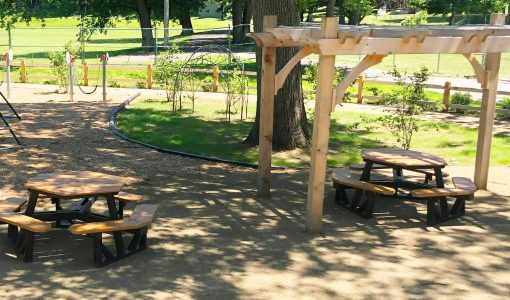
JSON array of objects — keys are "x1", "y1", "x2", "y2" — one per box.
[
  {"x1": 248, "y1": 14, "x2": 510, "y2": 233},
  {"x1": 306, "y1": 17, "x2": 338, "y2": 233},
  {"x1": 474, "y1": 13, "x2": 506, "y2": 189},
  {"x1": 257, "y1": 16, "x2": 277, "y2": 197}
]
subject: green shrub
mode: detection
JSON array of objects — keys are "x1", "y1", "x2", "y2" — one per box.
[
  {"x1": 500, "y1": 97, "x2": 510, "y2": 109},
  {"x1": 451, "y1": 93, "x2": 473, "y2": 105},
  {"x1": 108, "y1": 81, "x2": 121, "y2": 88},
  {"x1": 136, "y1": 81, "x2": 146, "y2": 89},
  {"x1": 401, "y1": 11, "x2": 428, "y2": 26}
]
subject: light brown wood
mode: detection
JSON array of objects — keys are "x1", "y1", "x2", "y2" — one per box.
[
  {"x1": 26, "y1": 171, "x2": 125, "y2": 198},
  {"x1": 332, "y1": 168, "x2": 395, "y2": 195},
  {"x1": 0, "y1": 198, "x2": 26, "y2": 213},
  {"x1": 275, "y1": 45, "x2": 316, "y2": 94},
  {"x1": 334, "y1": 54, "x2": 386, "y2": 105},
  {"x1": 462, "y1": 54, "x2": 486, "y2": 88},
  {"x1": 411, "y1": 187, "x2": 474, "y2": 198},
  {"x1": 20, "y1": 60, "x2": 27, "y2": 83},
  {"x1": 69, "y1": 204, "x2": 157, "y2": 234},
  {"x1": 306, "y1": 17, "x2": 338, "y2": 234},
  {"x1": 357, "y1": 75, "x2": 364, "y2": 103},
  {"x1": 0, "y1": 213, "x2": 51, "y2": 233},
  {"x1": 257, "y1": 16, "x2": 278, "y2": 197},
  {"x1": 115, "y1": 191, "x2": 144, "y2": 203},
  {"x1": 443, "y1": 81, "x2": 451, "y2": 111},
  {"x1": 83, "y1": 62, "x2": 89, "y2": 86},
  {"x1": 147, "y1": 64, "x2": 153, "y2": 89},
  {"x1": 213, "y1": 65, "x2": 219, "y2": 92},
  {"x1": 474, "y1": 14, "x2": 505, "y2": 190},
  {"x1": 362, "y1": 148, "x2": 447, "y2": 168},
  {"x1": 452, "y1": 177, "x2": 476, "y2": 193}
]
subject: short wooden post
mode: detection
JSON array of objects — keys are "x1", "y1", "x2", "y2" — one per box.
[
  {"x1": 257, "y1": 15, "x2": 277, "y2": 197},
  {"x1": 442, "y1": 81, "x2": 451, "y2": 111},
  {"x1": 147, "y1": 64, "x2": 153, "y2": 89},
  {"x1": 306, "y1": 17, "x2": 339, "y2": 234},
  {"x1": 20, "y1": 60, "x2": 26, "y2": 83},
  {"x1": 213, "y1": 65, "x2": 219, "y2": 92},
  {"x1": 474, "y1": 13, "x2": 504, "y2": 189},
  {"x1": 83, "y1": 62, "x2": 89, "y2": 86},
  {"x1": 357, "y1": 75, "x2": 364, "y2": 103}
]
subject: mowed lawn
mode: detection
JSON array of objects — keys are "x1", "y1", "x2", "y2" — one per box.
[{"x1": 115, "y1": 98, "x2": 510, "y2": 167}]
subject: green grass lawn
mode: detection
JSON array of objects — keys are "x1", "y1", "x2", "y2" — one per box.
[{"x1": 115, "y1": 98, "x2": 510, "y2": 168}]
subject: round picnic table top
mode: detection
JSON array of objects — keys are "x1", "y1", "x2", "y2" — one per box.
[
  {"x1": 25, "y1": 171, "x2": 125, "y2": 198},
  {"x1": 361, "y1": 148, "x2": 447, "y2": 168}
]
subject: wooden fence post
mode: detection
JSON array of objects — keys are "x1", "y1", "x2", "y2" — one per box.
[
  {"x1": 213, "y1": 65, "x2": 219, "y2": 92},
  {"x1": 147, "y1": 64, "x2": 153, "y2": 89},
  {"x1": 20, "y1": 60, "x2": 26, "y2": 83},
  {"x1": 357, "y1": 75, "x2": 364, "y2": 103},
  {"x1": 443, "y1": 81, "x2": 451, "y2": 111},
  {"x1": 83, "y1": 62, "x2": 89, "y2": 86}
]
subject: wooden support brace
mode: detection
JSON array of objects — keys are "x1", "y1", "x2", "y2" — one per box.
[
  {"x1": 334, "y1": 54, "x2": 386, "y2": 105},
  {"x1": 83, "y1": 62, "x2": 89, "y2": 86},
  {"x1": 20, "y1": 60, "x2": 26, "y2": 83},
  {"x1": 147, "y1": 64, "x2": 153, "y2": 89},
  {"x1": 462, "y1": 54, "x2": 487, "y2": 88},
  {"x1": 274, "y1": 46, "x2": 316, "y2": 94}
]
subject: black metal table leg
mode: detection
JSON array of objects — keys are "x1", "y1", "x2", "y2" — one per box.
[
  {"x1": 351, "y1": 161, "x2": 373, "y2": 208},
  {"x1": 434, "y1": 167, "x2": 445, "y2": 188},
  {"x1": 24, "y1": 190, "x2": 39, "y2": 215}
]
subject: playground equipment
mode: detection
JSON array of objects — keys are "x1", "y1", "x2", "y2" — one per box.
[
  {"x1": 0, "y1": 50, "x2": 22, "y2": 150},
  {"x1": 66, "y1": 52, "x2": 109, "y2": 102}
]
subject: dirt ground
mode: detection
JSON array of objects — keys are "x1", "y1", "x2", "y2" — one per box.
[{"x1": 0, "y1": 83, "x2": 509, "y2": 299}]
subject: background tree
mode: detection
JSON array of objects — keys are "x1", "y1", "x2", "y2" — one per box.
[
  {"x1": 244, "y1": 0, "x2": 310, "y2": 150},
  {"x1": 337, "y1": 0, "x2": 374, "y2": 25},
  {"x1": 423, "y1": 0, "x2": 509, "y2": 24}
]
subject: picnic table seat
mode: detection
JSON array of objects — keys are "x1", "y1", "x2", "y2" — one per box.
[
  {"x1": 349, "y1": 163, "x2": 449, "y2": 184},
  {"x1": 69, "y1": 204, "x2": 157, "y2": 267},
  {"x1": 411, "y1": 177, "x2": 476, "y2": 226},
  {"x1": 0, "y1": 213, "x2": 51, "y2": 262},
  {"x1": 115, "y1": 191, "x2": 144, "y2": 219},
  {"x1": 332, "y1": 168, "x2": 395, "y2": 219}
]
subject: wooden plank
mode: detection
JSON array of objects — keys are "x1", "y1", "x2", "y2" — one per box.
[
  {"x1": 452, "y1": 177, "x2": 476, "y2": 193},
  {"x1": 69, "y1": 204, "x2": 157, "y2": 234},
  {"x1": 0, "y1": 198, "x2": 27, "y2": 213},
  {"x1": 257, "y1": 16, "x2": 277, "y2": 197},
  {"x1": 306, "y1": 17, "x2": 339, "y2": 234},
  {"x1": 411, "y1": 187, "x2": 474, "y2": 198},
  {"x1": 361, "y1": 148, "x2": 447, "y2": 168},
  {"x1": 115, "y1": 191, "x2": 144, "y2": 203},
  {"x1": 274, "y1": 45, "x2": 316, "y2": 94},
  {"x1": 0, "y1": 213, "x2": 51, "y2": 233},
  {"x1": 331, "y1": 168, "x2": 395, "y2": 195},
  {"x1": 357, "y1": 75, "x2": 364, "y2": 103},
  {"x1": 474, "y1": 14, "x2": 505, "y2": 190},
  {"x1": 443, "y1": 81, "x2": 451, "y2": 111},
  {"x1": 26, "y1": 171, "x2": 125, "y2": 198}
]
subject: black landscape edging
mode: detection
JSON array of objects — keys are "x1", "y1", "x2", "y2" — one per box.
[{"x1": 109, "y1": 93, "x2": 284, "y2": 170}]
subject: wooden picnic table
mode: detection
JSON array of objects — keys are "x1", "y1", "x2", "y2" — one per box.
[
  {"x1": 25, "y1": 171, "x2": 126, "y2": 225},
  {"x1": 360, "y1": 148, "x2": 448, "y2": 188}
]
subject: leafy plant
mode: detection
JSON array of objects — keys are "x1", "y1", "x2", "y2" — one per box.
[
  {"x1": 352, "y1": 66, "x2": 439, "y2": 149},
  {"x1": 499, "y1": 97, "x2": 510, "y2": 109},
  {"x1": 451, "y1": 93, "x2": 473, "y2": 105},
  {"x1": 46, "y1": 41, "x2": 84, "y2": 93},
  {"x1": 154, "y1": 44, "x2": 184, "y2": 115},
  {"x1": 401, "y1": 11, "x2": 428, "y2": 26},
  {"x1": 108, "y1": 81, "x2": 121, "y2": 88},
  {"x1": 136, "y1": 81, "x2": 146, "y2": 89}
]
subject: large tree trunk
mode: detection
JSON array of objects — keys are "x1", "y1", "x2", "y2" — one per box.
[
  {"x1": 326, "y1": 0, "x2": 336, "y2": 17},
  {"x1": 179, "y1": 10, "x2": 194, "y2": 35},
  {"x1": 242, "y1": 0, "x2": 253, "y2": 34},
  {"x1": 232, "y1": 0, "x2": 244, "y2": 43},
  {"x1": 244, "y1": 0, "x2": 310, "y2": 150},
  {"x1": 135, "y1": 0, "x2": 154, "y2": 50}
]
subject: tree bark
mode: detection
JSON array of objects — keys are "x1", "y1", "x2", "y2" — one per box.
[
  {"x1": 179, "y1": 10, "x2": 194, "y2": 35},
  {"x1": 306, "y1": 6, "x2": 314, "y2": 22},
  {"x1": 326, "y1": 0, "x2": 336, "y2": 17},
  {"x1": 232, "y1": 0, "x2": 244, "y2": 43},
  {"x1": 244, "y1": 0, "x2": 310, "y2": 150},
  {"x1": 135, "y1": 0, "x2": 154, "y2": 50},
  {"x1": 242, "y1": 0, "x2": 253, "y2": 34}
]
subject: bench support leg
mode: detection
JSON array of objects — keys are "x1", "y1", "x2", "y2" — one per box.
[
  {"x1": 333, "y1": 184, "x2": 377, "y2": 220},
  {"x1": 7, "y1": 227, "x2": 35, "y2": 262},
  {"x1": 426, "y1": 196, "x2": 469, "y2": 226},
  {"x1": 88, "y1": 227, "x2": 150, "y2": 267}
]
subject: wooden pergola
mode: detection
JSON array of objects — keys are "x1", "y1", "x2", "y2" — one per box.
[{"x1": 248, "y1": 14, "x2": 510, "y2": 233}]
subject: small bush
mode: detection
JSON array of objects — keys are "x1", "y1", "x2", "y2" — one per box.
[
  {"x1": 500, "y1": 97, "x2": 510, "y2": 109},
  {"x1": 451, "y1": 93, "x2": 473, "y2": 105},
  {"x1": 136, "y1": 81, "x2": 146, "y2": 89},
  {"x1": 108, "y1": 81, "x2": 121, "y2": 88},
  {"x1": 401, "y1": 11, "x2": 428, "y2": 26}
]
